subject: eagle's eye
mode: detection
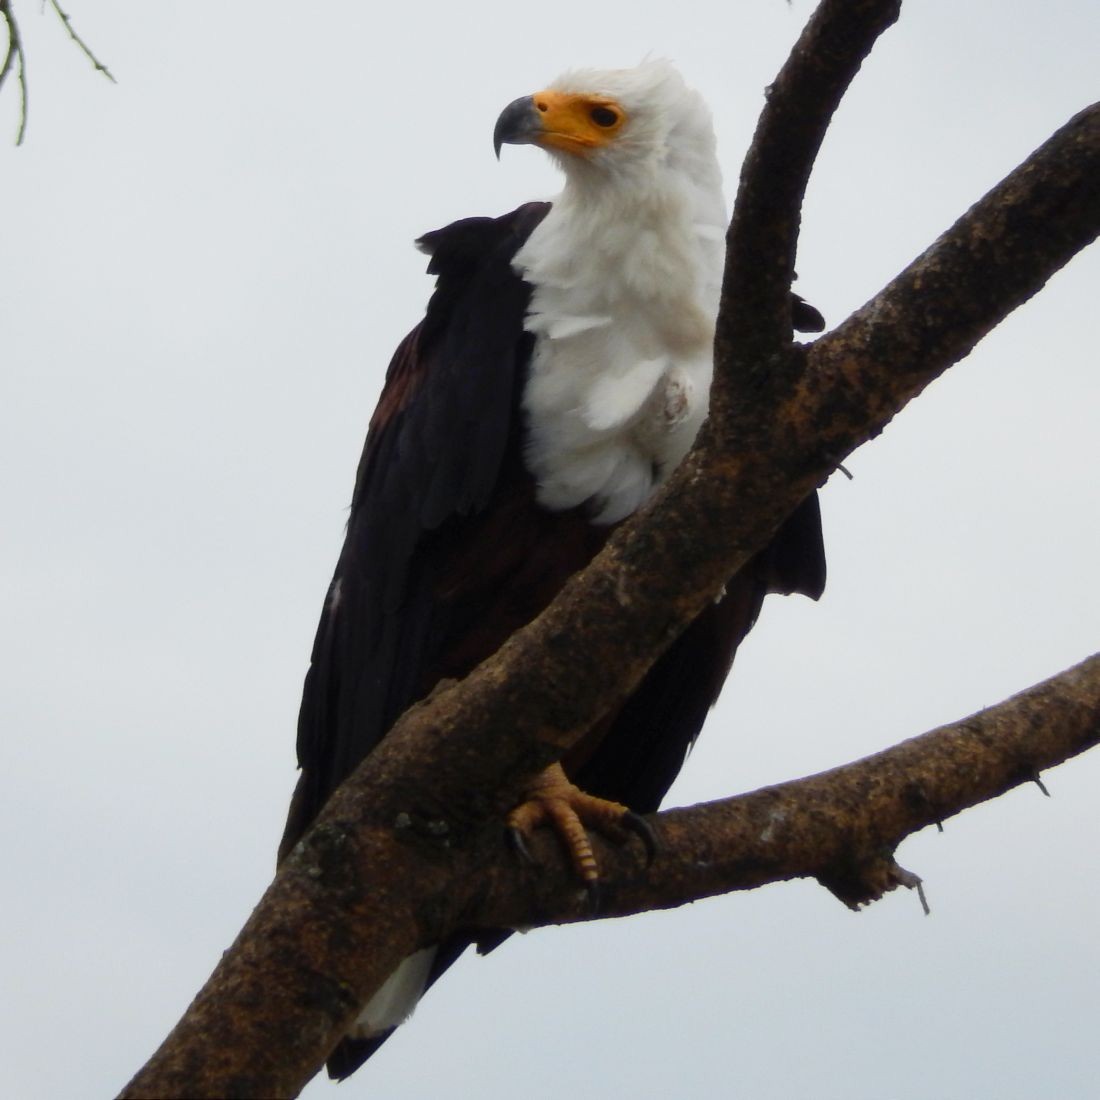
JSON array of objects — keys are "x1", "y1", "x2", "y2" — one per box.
[{"x1": 589, "y1": 106, "x2": 619, "y2": 127}]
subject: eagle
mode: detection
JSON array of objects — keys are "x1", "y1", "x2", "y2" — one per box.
[{"x1": 279, "y1": 60, "x2": 826, "y2": 1081}]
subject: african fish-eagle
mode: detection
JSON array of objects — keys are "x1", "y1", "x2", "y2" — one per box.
[{"x1": 279, "y1": 60, "x2": 826, "y2": 1080}]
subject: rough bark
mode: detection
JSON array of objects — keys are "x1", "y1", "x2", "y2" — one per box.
[
  {"x1": 471, "y1": 654, "x2": 1100, "y2": 926},
  {"x1": 119, "y1": 1, "x2": 1100, "y2": 1096}
]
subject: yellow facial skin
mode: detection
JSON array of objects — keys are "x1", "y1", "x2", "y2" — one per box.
[{"x1": 529, "y1": 90, "x2": 627, "y2": 156}]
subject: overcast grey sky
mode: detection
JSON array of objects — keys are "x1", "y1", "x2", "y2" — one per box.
[{"x1": 2, "y1": 2, "x2": 1097, "y2": 1097}]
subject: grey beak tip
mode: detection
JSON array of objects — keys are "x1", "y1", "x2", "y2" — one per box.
[{"x1": 493, "y1": 96, "x2": 539, "y2": 159}]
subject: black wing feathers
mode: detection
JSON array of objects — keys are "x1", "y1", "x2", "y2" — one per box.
[
  {"x1": 792, "y1": 292, "x2": 826, "y2": 334},
  {"x1": 280, "y1": 202, "x2": 551, "y2": 860}
]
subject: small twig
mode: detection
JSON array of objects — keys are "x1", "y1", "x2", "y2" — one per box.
[
  {"x1": 0, "y1": 2, "x2": 13, "y2": 84},
  {"x1": 1031, "y1": 771, "x2": 1051, "y2": 797},
  {"x1": 0, "y1": 0, "x2": 29, "y2": 144},
  {"x1": 48, "y1": 0, "x2": 115, "y2": 82},
  {"x1": 893, "y1": 865, "x2": 931, "y2": 916}
]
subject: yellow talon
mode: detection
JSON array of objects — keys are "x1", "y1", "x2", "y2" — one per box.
[{"x1": 505, "y1": 763, "x2": 656, "y2": 886}]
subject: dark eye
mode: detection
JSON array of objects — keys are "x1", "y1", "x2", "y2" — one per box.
[{"x1": 590, "y1": 106, "x2": 618, "y2": 127}]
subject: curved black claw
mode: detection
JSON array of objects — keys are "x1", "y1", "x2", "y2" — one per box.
[
  {"x1": 586, "y1": 878, "x2": 601, "y2": 913},
  {"x1": 622, "y1": 811, "x2": 659, "y2": 867},
  {"x1": 507, "y1": 826, "x2": 536, "y2": 865}
]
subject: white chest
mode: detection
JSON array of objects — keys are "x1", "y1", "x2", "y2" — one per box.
[{"x1": 514, "y1": 187, "x2": 725, "y2": 524}]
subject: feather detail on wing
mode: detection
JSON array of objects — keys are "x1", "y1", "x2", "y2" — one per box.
[{"x1": 279, "y1": 202, "x2": 552, "y2": 861}]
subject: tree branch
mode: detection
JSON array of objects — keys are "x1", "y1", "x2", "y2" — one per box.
[
  {"x1": 718, "y1": 0, "x2": 900, "y2": 376},
  {"x1": 0, "y1": 2, "x2": 115, "y2": 145},
  {"x1": 0, "y1": 0, "x2": 28, "y2": 144},
  {"x1": 469, "y1": 653, "x2": 1100, "y2": 926},
  {"x1": 48, "y1": 0, "x2": 115, "y2": 83},
  {"x1": 119, "y1": 5, "x2": 1100, "y2": 1097},
  {"x1": 802, "y1": 102, "x2": 1100, "y2": 461}
]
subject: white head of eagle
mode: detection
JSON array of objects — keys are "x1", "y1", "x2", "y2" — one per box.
[{"x1": 495, "y1": 60, "x2": 728, "y2": 523}]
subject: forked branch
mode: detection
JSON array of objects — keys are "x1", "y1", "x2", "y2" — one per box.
[
  {"x1": 118, "y1": 3, "x2": 1100, "y2": 1096},
  {"x1": 0, "y1": 1, "x2": 114, "y2": 145}
]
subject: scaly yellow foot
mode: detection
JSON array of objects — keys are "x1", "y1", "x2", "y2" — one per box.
[{"x1": 506, "y1": 763, "x2": 657, "y2": 893}]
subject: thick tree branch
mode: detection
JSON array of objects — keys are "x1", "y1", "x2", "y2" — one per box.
[
  {"x1": 717, "y1": 0, "x2": 900, "y2": 376},
  {"x1": 470, "y1": 654, "x2": 1100, "y2": 926},
  {"x1": 802, "y1": 102, "x2": 1100, "y2": 462},
  {"x1": 120, "y1": 6, "x2": 1100, "y2": 1097}
]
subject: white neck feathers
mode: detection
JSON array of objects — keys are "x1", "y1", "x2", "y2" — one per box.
[{"x1": 514, "y1": 70, "x2": 726, "y2": 523}]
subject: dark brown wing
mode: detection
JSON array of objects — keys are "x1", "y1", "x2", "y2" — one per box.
[{"x1": 280, "y1": 202, "x2": 556, "y2": 860}]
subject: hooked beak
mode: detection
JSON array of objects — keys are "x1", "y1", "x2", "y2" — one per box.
[{"x1": 493, "y1": 96, "x2": 542, "y2": 159}]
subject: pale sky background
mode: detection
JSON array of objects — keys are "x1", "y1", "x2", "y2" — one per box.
[{"x1": 2, "y1": 2, "x2": 1097, "y2": 1097}]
